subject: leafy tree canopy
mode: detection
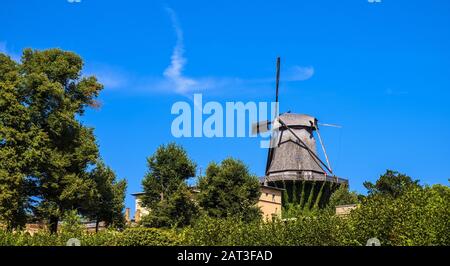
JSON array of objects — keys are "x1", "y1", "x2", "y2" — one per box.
[
  {"x1": 349, "y1": 184, "x2": 449, "y2": 245},
  {"x1": 141, "y1": 183, "x2": 199, "y2": 228},
  {"x1": 328, "y1": 185, "x2": 359, "y2": 209},
  {"x1": 86, "y1": 161, "x2": 127, "y2": 230},
  {"x1": 363, "y1": 169, "x2": 420, "y2": 198},
  {"x1": 0, "y1": 53, "x2": 38, "y2": 230},
  {"x1": 141, "y1": 142, "x2": 196, "y2": 208},
  {"x1": 0, "y1": 49, "x2": 125, "y2": 232},
  {"x1": 198, "y1": 158, "x2": 261, "y2": 222},
  {"x1": 19, "y1": 49, "x2": 103, "y2": 232},
  {"x1": 141, "y1": 143, "x2": 198, "y2": 227}
]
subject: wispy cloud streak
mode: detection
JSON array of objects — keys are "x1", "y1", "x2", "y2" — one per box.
[
  {"x1": 46, "y1": 7, "x2": 314, "y2": 95},
  {"x1": 286, "y1": 66, "x2": 315, "y2": 81},
  {"x1": 163, "y1": 7, "x2": 198, "y2": 94}
]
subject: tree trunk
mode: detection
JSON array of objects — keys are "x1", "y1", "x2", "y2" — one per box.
[
  {"x1": 49, "y1": 216, "x2": 59, "y2": 234},
  {"x1": 95, "y1": 219, "x2": 100, "y2": 233}
]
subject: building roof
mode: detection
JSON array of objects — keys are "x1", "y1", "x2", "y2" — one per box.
[
  {"x1": 267, "y1": 128, "x2": 326, "y2": 174},
  {"x1": 277, "y1": 113, "x2": 317, "y2": 128}
]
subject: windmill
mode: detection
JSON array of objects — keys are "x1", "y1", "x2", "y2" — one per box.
[{"x1": 252, "y1": 57, "x2": 348, "y2": 209}]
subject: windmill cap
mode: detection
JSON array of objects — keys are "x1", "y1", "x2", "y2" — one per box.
[{"x1": 278, "y1": 113, "x2": 318, "y2": 128}]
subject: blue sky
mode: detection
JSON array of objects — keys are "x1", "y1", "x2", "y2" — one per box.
[{"x1": 1, "y1": 0, "x2": 450, "y2": 213}]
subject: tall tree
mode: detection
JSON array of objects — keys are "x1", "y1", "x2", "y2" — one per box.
[
  {"x1": 86, "y1": 161, "x2": 127, "y2": 231},
  {"x1": 141, "y1": 143, "x2": 196, "y2": 207},
  {"x1": 363, "y1": 170, "x2": 420, "y2": 198},
  {"x1": 198, "y1": 158, "x2": 261, "y2": 222},
  {"x1": 0, "y1": 54, "x2": 35, "y2": 229},
  {"x1": 1, "y1": 49, "x2": 127, "y2": 233},
  {"x1": 19, "y1": 48, "x2": 103, "y2": 233},
  {"x1": 141, "y1": 143, "x2": 197, "y2": 227}
]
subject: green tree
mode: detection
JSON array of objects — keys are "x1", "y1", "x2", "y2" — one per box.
[
  {"x1": 19, "y1": 48, "x2": 103, "y2": 233},
  {"x1": 141, "y1": 143, "x2": 196, "y2": 207},
  {"x1": 0, "y1": 53, "x2": 30, "y2": 230},
  {"x1": 86, "y1": 161, "x2": 127, "y2": 231},
  {"x1": 198, "y1": 158, "x2": 261, "y2": 222},
  {"x1": 0, "y1": 53, "x2": 47, "y2": 230},
  {"x1": 141, "y1": 143, "x2": 197, "y2": 227},
  {"x1": 348, "y1": 184, "x2": 449, "y2": 246},
  {"x1": 328, "y1": 185, "x2": 359, "y2": 210},
  {"x1": 21, "y1": 49, "x2": 102, "y2": 232},
  {"x1": 1, "y1": 49, "x2": 127, "y2": 233},
  {"x1": 141, "y1": 183, "x2": 199, "y2": 228},
  {"x1": 363, "y1": 170, "x2": 420, "y2": 198},
  {"x1": 60, "y1": 209, "x2": 84, "y2": 236}
]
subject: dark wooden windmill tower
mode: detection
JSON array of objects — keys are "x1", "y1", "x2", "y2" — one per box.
[{"x1": 253, "y1": 57, "x2": 348, "y2": 210}]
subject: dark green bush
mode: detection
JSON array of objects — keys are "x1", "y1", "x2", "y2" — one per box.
[
  {"x1": 113, "y1": 227, "x2": 183, "y2": 246},
  {"x1": 347, "y1": 185, "x2": 450, "y2": 246},
  {"x1": 0, "y1": 228, "x2": 182, "y2": 246},
  {"x1": 182, "y1": 213, "x2": 351, "y2": 246}
]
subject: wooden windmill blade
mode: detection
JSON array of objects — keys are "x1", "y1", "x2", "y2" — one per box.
[
  {"x1": 314, "y1": 121, "x2": 342, "y2": 174},
  {"x1": 251, "y1": 120, "x2": 271, "y2": 135},
  {"x1": 318, "y1": 122, "x2": 342, "y2": 128},
  {"x1": 274, "y1": 56, "x2": 281, "y2": 117},
  {"x1": 253, "y1": 57, "x2": 282, "y2": 136},
  {"x1": 265, "y1": 57, "x2": 281, "y2": 175},
  {"x1": 251, "y1": 117, "x2": 283, "y2": 135},
  {"x1": 314, "y1": 124, "x2": 333, "y2": 174}
]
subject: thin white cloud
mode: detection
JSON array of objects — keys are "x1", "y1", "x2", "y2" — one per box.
[
  {"x1": 285, "y1": 65, "x2": 315, "y2": 81},
  {"x1": 91, "y1": 71, "x2": 128, "y2": 90},
  {"x1": 87, "y1": 63, "x2": 314, "y2": 95},
  {"x1": 84, "y1": 64, "x2": 129, "y2": 90},
  {"x1": 160, "y1": 8, "x2": 314, "y2": 95},
  {"x1": 2, "y1": 8, "x2": 313, "y2": 96},
  {"x1": 163, "y1": 7, "x2": 199, "y2": 94}
]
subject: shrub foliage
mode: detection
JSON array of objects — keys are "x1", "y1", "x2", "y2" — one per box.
[{"x1": 1, "y1": 183, "x2": 448, "y2": 246}]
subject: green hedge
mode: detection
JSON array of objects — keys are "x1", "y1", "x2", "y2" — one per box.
[
  {"x1": 0, "y1": 228, "x2": 182, "y2": 246},
  {"x1": 1, "y1": 185, "x2": 448, "y2": 246},
  {"x1": 182, "y1": 214, "x2": 355, "y2": 246},
  {"x1": 112, "y1": 228, "x2": 182, "y2": 246}
]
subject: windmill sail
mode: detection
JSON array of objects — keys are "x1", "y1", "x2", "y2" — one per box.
[
  {"x1": 251, "y1": 120, "x2": 271, "y2": 135},
  {"x1": 264, "y1": 57, "x2": 281, "y2": 175}
]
